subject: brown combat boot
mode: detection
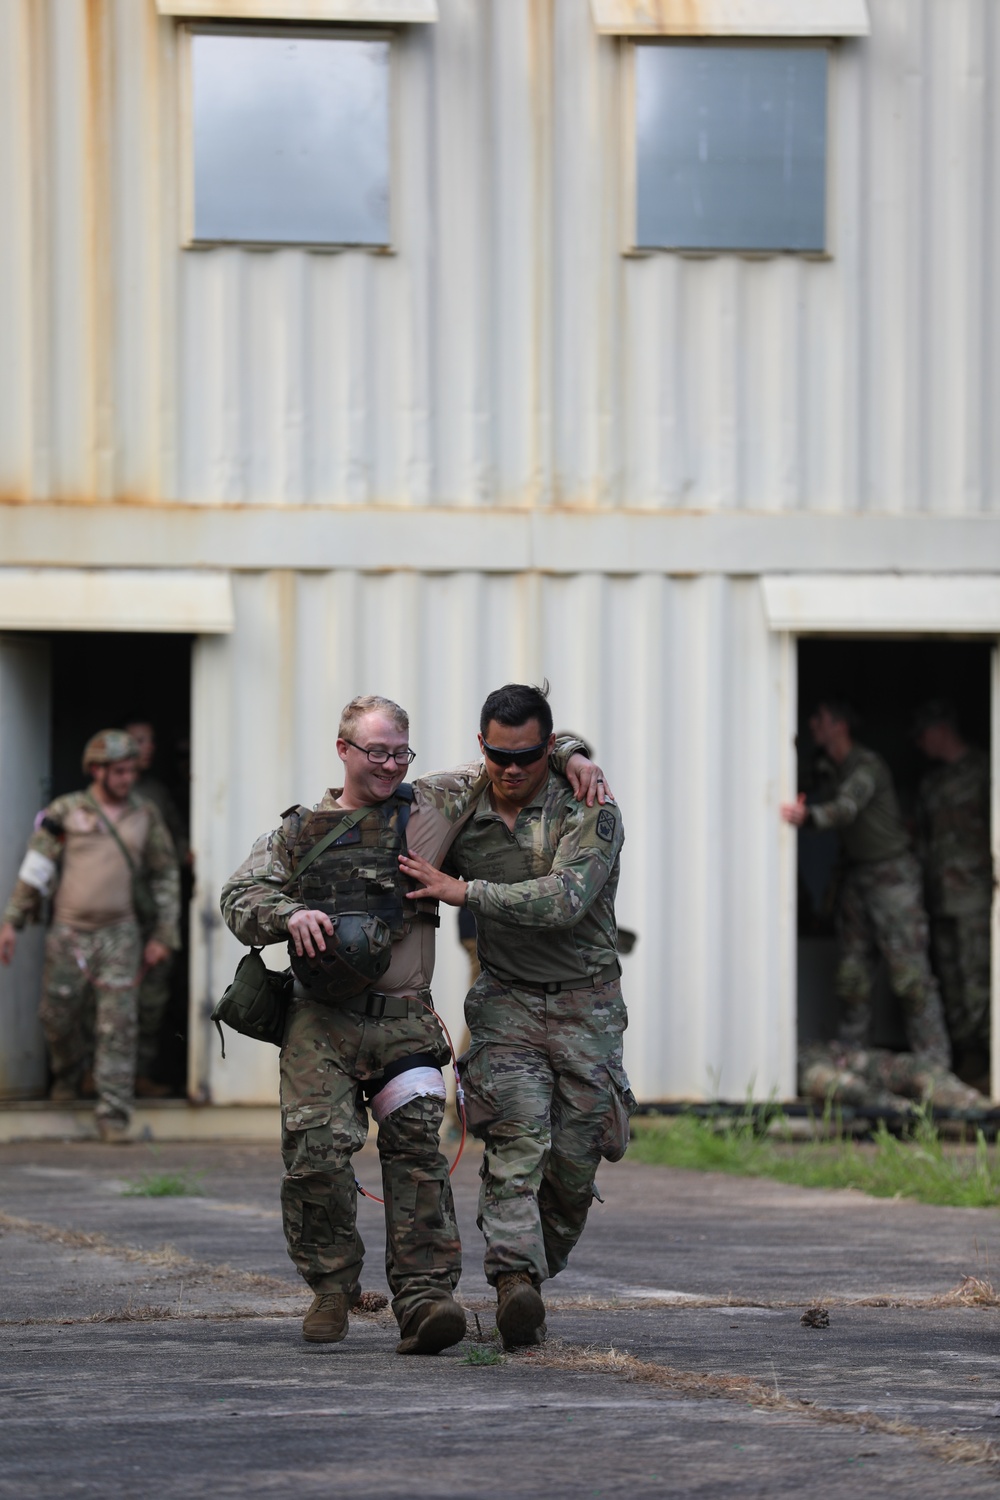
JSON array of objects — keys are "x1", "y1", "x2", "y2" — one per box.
[
  {"x1": 302, "y1": 1292, "x2": 353, "y2": 1344},
  {"x1": 48, "y1": 1079, "x2": 78, "y2": 1103},
  {"x1": 496, "y1": 1271, "x2": 546, "y2": 1351},
  {"x1": 395, "y1": 1296, "x2": 467, "y2": 1356},
  {"x1": 96, "y1": 1115, "x2": 131, "y2": 1144}
]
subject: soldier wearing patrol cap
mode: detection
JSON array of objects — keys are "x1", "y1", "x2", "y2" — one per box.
[
  {"x1": 220, "y1": 693, "x2": 606, "y2": 1354},
  {"x1": 0, "y1": 731, "x2": 180, "y2": 1141}
]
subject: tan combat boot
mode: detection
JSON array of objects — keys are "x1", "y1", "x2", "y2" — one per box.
[
  {"x1": 395, "y1": 1296, "x2": 467, "y2": 1356},
  {"x1": 496, "y1": 1271, "x2": 546, "y2": 1351},
  {"x1": 96, "y1": 1115, "x2": 131, "y2": 1144},
  {"x1": 302, "y1": 1292, "x2": 352, "y2": 1344}
]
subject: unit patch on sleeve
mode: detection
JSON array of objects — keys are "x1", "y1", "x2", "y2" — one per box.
[{"x1": 596, "y1": 808, "x2": 617, "y2": 843}]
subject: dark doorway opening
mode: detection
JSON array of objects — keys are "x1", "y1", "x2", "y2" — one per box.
[
  {"x1": 795, "y1": 637, "x2": 991, "y2": 1063},
  {"x1": 49, "y1": 633, "x2": 193, "y2": 1097}
]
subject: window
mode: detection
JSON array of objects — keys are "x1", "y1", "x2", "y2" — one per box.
[
  {"x1": 632, "y1": 43, "x2": 828, "y2": 254},
  {"x1": 185, "y1": 28, "x2": 391, "y2": 247}
]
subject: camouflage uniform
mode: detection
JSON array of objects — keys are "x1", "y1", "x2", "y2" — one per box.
[
  {"x1": 220, "y1": 789, "x2": 460, "y2": 1334},
  {"x1": 133, "y1": 774, "x2": 186, "y2": 1079},
  {"x1": 917, "y1": 748, "x2": 993, "y2": 1058},
  {"x1": 444, "y1": 772, "x2": 635, "y2": 1288},
  {"x1": 219, "y1": 739, "x2": 589, "y2": 1327},
  {"x1": 799, "y1": 1040, "x2": 986, "y2": 1114},
  {"x1": 2, "y1": 792, "x2": 180, "y2": 1124},
  {"x1": 809, "y1": 745, "x2": 950, "y2": 1066}
]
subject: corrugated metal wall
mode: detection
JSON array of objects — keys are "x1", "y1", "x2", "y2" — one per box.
[
  {"x1": 1, "y1": 0, "x2": 998, "y2": 514},
  {"x1": 190, "y1": 570, "x2": 795, "y2": 1104}
]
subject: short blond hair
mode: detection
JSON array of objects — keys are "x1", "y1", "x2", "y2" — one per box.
[{"x1": 338, "y1": 695, "x2": 409, "y2": 741}]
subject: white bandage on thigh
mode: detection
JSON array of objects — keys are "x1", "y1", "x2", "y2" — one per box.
[
  {"x1": 17, "y1": 849, "x2": 57, "y2": 895},
  {"x1": 370, "y1": 1066, "x2": 446, "y2": 1124}
]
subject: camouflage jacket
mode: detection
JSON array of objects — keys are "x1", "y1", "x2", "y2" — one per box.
[
  {"x1": 809, "y1": 745, "x2": 910, "y2": 865},
  {"x1": 220, "y1": 737, "x2": 588, "y2": 973},
  {"x1": 916, "y1": 747, "x2": 993, "y2": 914},
  {"x1": 2, "y1": 790, "x2": 181, "y2": 947},
  {"x1": 449, "y1": 770, "x2": 624, "y2": 986}
]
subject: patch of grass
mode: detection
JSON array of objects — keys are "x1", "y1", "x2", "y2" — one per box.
[
  {"x1": 463, "y1": 1345, "x2": 503, "y2": 1366},
  {"x1": 628, "y1": 1108, "x2": 1000, "y2": 1208},
  {"x1": 121, "y1": 1170, "x2": 204, "y2": 1198}
]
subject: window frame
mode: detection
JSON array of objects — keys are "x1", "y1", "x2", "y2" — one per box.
[
  {"x1": 178, "y1": 21, "x2": 398, "y2": 253},
  {"x1": 621, "y1": 36, "x2": 837, "y2": 261}
]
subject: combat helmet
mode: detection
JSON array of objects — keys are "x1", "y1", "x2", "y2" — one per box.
[
  {"x1": 289, "y1": 910, "x2": 393, "y2": 1003},
  {"x1": 82, "y1": 729, "x2": 139, "y2": 774}
]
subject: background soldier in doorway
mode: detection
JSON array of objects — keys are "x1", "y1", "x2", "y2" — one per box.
[
  {"x1": 124, "y1": 718, "x2": 187, "y2": 1096},
  {"x1": 0, "y1": 731, "x2": 179, "y2": 1141},
  {"x1": 400, "y1": 683, "x2": 634, "y2": 1353},
  {"x1": 781, "y1": 700, "x2": 951, "y2": 1068},
  {"x1": 914, "y1": 699, "x2": 993, "y2": 1089}
]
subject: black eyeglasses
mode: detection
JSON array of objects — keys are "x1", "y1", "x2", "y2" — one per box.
[
  {"x1": 343, "y1": 738, "x2": 416, "y2": 766},
  {"x1": 481, "y1": 740, "x2": 548, "y2": 769}
]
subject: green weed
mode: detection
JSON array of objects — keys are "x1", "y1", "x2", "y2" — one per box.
[
  {"x1": 463, "y1": 1345, "x2": 503, "y2": 1366},
  {"x1": 121, "y1": 1170, "x2": 204, "y2": 1198},
  {"x1": 628, "y1": 1107, "x2": 1000, "y2": 1208}
]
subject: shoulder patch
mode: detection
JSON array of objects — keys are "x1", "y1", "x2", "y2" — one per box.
[{"x1": 596, "y1": 808, "x2": 617, "y2": 843}]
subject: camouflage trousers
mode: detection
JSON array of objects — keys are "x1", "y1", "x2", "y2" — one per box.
[
  {"x1": 38, "y1": 919, "x2": 141, "y2": 1124},
  {"x1": 799, "y1": 1042, "x2": 985, "y2": 1114},
  {"x1": 929, "y1": 908, "x2": 991, "y2": 1056},
  {"x1": 137, "y1": 953, "x2": 173, "y2": 1078},
  {"x1": 279, "y1": 994, "x2": 460, "y2": 1331},
  {"x1": 459, "y1": 970, "x2": 635, "y2": 1288},
  {"x1": 835, "y1": 855, "x2": 950, "y2": 1066}
]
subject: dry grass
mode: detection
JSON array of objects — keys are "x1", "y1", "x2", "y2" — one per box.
[
  {"x1": 527, "y1": 1342, "x2": 1000, "y2": 1470},
  {"x1": 0, "y1": 1211, "x2": 298, "y2": 1296}
]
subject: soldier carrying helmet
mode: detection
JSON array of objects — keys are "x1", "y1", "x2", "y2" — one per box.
[{"x1": 0, "y1": 730, "x2": 180, "y2": 1141}]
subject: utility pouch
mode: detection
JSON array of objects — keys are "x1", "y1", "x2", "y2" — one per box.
[
  {"x1": 211, "y1": 948, "x2": 292, "y2": 1057},
  {"x1": 131, "y1": 876, "x2": 160, "y2": 941}
]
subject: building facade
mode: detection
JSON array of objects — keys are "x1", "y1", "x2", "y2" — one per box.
[{"x1": 0, "y1": 0, "x2": 997, "y2": 1111}]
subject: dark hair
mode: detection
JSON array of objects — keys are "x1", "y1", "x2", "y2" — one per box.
[
  {"x1": 480, "y1": 681, "x2": 553, "y2": 740},
  {"x1": 912, "y1": 698, "x2": 959, "y2": 735},
  {"x1": 815, "y1": 699, "x2": 861, "y2": 734}
]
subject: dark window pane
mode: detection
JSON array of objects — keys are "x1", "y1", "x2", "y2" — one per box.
[
  {"x1": 635, "y1": 44, "x2": 827, "y2": 252},
  {"x1": 191, "y1": 33, "x2": 390, "y2": 246}
]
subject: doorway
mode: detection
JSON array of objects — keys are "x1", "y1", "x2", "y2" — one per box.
[
  {"x1": 0, "y1": 632, "x2": 193, "y2": 1100},
  {"x1": 795, "y1": 637, "x2": 992, "y2": 1074}
]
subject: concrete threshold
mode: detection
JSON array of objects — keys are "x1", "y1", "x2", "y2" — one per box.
[{"x1": 0, "y1": 1099, "x2": 279, "y2": 1144}]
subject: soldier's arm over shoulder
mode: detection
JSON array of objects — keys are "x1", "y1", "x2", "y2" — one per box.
[
  {"x1": 1, "y1": 796, "x2": 72, "y2": 930},
  {"x1": 810, "y1": 763, "x2": 877, "y2": 832},
  {"x1": 141, "y1": 802, "x2": 182, "y2": 950},
  {"x1": 220, "y1": 810, "x2": 308, "y2": 948},
  {"x1": 465, "y1": 798, "x2": 624, "y2": 930}
]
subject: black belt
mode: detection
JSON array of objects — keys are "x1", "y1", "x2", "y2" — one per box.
[
  {"x1": 482, "y1": 959, "x2": 621, "y2": 996},
  {"x1": 293, "y1": 981, "x2": 433, "y2": 1020}
]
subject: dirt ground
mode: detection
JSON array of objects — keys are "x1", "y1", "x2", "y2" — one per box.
[{"x1": 2, "y1": 1136, "x2": 999, "y2": 1498}]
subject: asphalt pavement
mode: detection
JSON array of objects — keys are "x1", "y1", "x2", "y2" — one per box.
[{"x1": 2, "y1": 1134, "x2": 999, "y2": 1497}]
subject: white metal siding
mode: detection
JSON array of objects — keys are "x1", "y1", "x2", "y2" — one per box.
[
  {"x1": 0, "y1": 0, "x2": 998, "y2": 514},
  {"x1": 190, "y1": 569, "x2": 793, "y2": 1104}
]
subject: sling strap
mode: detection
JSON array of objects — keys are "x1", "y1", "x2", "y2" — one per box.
[
  {"x1": 85, "y1": 791, "x2": 141, "y2": 877},
  {"x1": 281, "y1": 805, "x2": 370, "y2": 889}
]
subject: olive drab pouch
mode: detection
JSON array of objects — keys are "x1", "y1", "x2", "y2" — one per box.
[{"x1": 211, "y1": 948, "x2": 292, "y2": 1057}]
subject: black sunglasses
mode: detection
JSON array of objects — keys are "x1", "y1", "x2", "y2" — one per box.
[{"x1": 481, "y1": 740, "x2": 548, "y2": 769}]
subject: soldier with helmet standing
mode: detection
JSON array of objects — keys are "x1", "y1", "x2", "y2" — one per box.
[{"x1": 0, "y1": 731, "x2": 180, "y2": 1141}]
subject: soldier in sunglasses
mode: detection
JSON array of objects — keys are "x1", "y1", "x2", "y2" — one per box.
[{"x1": 399, "y1": 682, "x2": 634, "y2": 1351}]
